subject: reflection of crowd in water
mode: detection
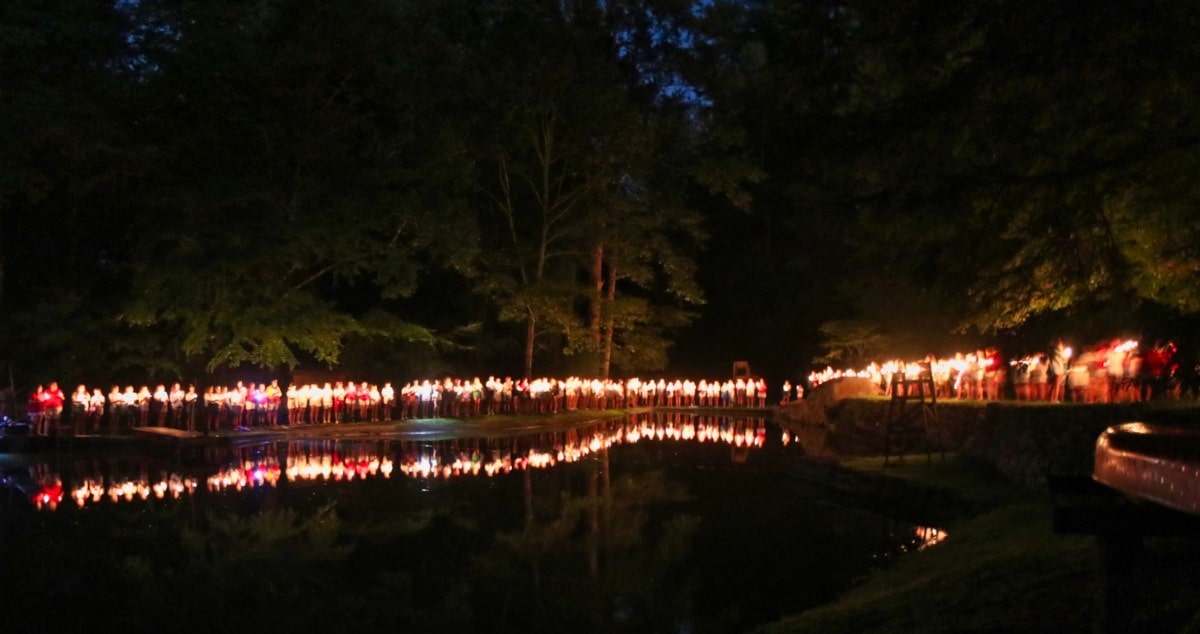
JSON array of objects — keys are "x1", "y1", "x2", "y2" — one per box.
[
  {"x1": 215, "y1": 413, "x2": 771, "y2": 488},
  {"x1": 14, "y1": 462, "x2": 199, "y2": 512},
  {"x1": 807, "y1": 339, "x2": 1183, "y2": 403},
  {"x1": 874, "y1": 524, "x2": 950, "y2": 565},
  {"x1": 21, "y1": 375, "x2": 773, "y2": 436},
  {"x1": 16, "y1": 414, "x2": 774, "y2": 510},
  {"x1": 912, "y1": 526, "x2": 948, "y2": 551}
]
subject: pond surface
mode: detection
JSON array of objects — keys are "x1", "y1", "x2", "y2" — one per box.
[{"x1": 0, "y1": 412, "x2": 944, "y2": 633}]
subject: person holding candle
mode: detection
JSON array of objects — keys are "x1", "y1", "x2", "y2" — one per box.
[
  {"x1": 1029, "y1": 353, "x2": 1049, "y2": 401},
  {"x1": 368, "y1": 383, "x2": 382, "y2": 420},
  {"x1": 245, "y1": 382, "x2": 261, "y2": 426},
  {"x1": 152, "y1": 384, "x2": 168, "y2": 426},
  {"x1": 88, "y1": 388, "x2": 105, "y2": 432},
  {"x1": 136, "y1": 385, "x2": 151, "y2": 426},
  {"x1": 183, "y1": 385, "x2": 198, "y2": 431},
  {"x1": 43, "y1": 382, "x2": 64, "y2": 434},
  {"x1": 301, "y1": 384, "x2": 316, "y2": 424},
  {"x1": 1050, "y1": 341, "x2": 1071, "y2": 402},
  {"x1": 985, "y1": 348, "x2": 1004, "y2": 400},
  {"x1": 320, "y1": 382, "x2": 333, "y2": 423},
  {"x1": 265, "y1": 379, "x2": 282, "y2": 425},
  {"x1": 332, "y1": 382, "x2": 345, "y2": 423},
  {"x1": 227, "y1": 384, "x2": 244, "y2": 429},
  {"x1": 72, "y1": 385, "x2": 89, "y2": 433},
  {"x1": 107, "y1": 385, "x2": 123, "y2": 430},
  {"x1": 1090, "y1": 344, "x2": 1110, "y2": 404},
  {"x1": 169, "y1": 383, "x2": 185, "y2": 427},
  {"x1": 344, "y1": 381, "x2": 359, "y2": 421},
  {"x1": 1105, "y1": 339, "x2": 1127, "y2": 403},
  {"x1": 381, "y1": 382, "x2": 395, "y2": 420},
  {"x1": 203, "y1": 386, "x2": 219, "y2": 431},
  {"x1": 284, "y1": 383, "x2": 297, "y2": 423},
  {"x1": 1067, "y1": 351, "x2": 1091, "y2": 403},
  {"x1": 1011, "y1": 359, "x2": 1030, "y2": 401},
  {"x1": 28, "y1": 385, "x2": 45, "y2": 435}
]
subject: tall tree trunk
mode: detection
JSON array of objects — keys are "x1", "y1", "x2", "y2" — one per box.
[
  {"x1": 524, "y1": 314, "x2": 536, "y2": 380},
  {"x1": 589, "y1": 242, "x2": 604, "y2": 362},
  {"x1": 601, "y1": 263, "x2": 617, "y2": 379}
]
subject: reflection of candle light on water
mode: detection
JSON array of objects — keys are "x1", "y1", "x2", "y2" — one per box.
[
  {"x1": 36, "y1": 415, "x2": 773, "y2": 511},
  {"x1": 56, "y1": 474, "x2": 198, "y2": 510},
  {"x1": 914, "y1": 526, "x2": 947, "y2": 550}
]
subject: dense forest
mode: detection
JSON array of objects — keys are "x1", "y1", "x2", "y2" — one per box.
[{"x1": 3, "y1": 0, "x2": 1200, "y2": 387}]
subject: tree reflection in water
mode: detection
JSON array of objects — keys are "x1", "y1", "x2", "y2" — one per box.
[
  {"x1": 476, "y1": 449, "x2": 698, "y2": 632},
  {"x1": 0, "y1": 413, "x2": 942, "y2": 633}
]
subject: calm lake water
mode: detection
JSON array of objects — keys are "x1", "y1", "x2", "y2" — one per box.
[{"x1": 0, "y1": 412, "x2": 944, "y2": 633}]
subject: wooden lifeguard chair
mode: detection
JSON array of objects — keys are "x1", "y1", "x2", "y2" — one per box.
[{"x1": 883, "y1": 361, "x2": 943, "y2": 465}]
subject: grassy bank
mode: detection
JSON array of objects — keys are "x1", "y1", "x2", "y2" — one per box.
[
  {"x1": 761, "y1": 454, "x2": 1097, "y2": 633},
  {"x1": 762, "y1": 452, "x2": 1200, "y2": 633}
]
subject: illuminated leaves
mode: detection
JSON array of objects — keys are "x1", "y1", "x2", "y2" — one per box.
[
  {"x1": 815, "y1": 1, "x2": 1200, "y2": 334},
  {"x1": 813, "y1": 320, "x2": 891, "y2": 367}
]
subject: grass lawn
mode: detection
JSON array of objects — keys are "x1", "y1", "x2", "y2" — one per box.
[
  {"x1": 763, "y1": 450, "x2": 1200, "y2": 633},
  {"x1": 760, "y1": 454, "x2": 1097, "y2": 633}
]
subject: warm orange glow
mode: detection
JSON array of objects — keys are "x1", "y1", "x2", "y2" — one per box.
[{"x1": 30, "y1": 414, "x2": 772, "y2": 511}]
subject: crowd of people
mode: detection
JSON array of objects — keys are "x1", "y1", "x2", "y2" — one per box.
[
  {"x1": 25, "y1": 382, "x2": 202, "y2": 436},
  {"x1": 19, "y1": 376, "x2": 774, "y2": 436},
  {"x1": 207, "y1": 412, "x2": 770, "y2": 490},
  {"x1": 22, "y1": 336, "x2": 1185, "y2": 438},
  {"x1": 384, "y1": 376, "x2": 771, "y2": 419},
  {"x1": 807, "y1": 338, "x2": 1182, "y2": 403}
]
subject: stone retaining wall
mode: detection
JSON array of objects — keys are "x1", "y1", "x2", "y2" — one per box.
[{"x1": 777, "y1": 379, "x2": 1200, "y2": 490}]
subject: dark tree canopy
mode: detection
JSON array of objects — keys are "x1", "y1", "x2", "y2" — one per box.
[
  {"x1": 2, "y1": 0, "x2": 1199, "y2": 385},
  {"x1": 670, "y1": 0, "x2": 1200, "y2": 374}
]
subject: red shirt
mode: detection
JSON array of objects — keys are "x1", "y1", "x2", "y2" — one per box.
[
  {"x1": 35, "y1": 483, "x2": 63, "y2": 507},
  {"x1": 987, "y1": 352, "x2": 1003, "y2": 374},
  {"x1": 45, "y1": 388, "x2": 65, "y2": 409},
  {"x1": 1145, "y1": 349, "x2": 1166, "y2": 377}
]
